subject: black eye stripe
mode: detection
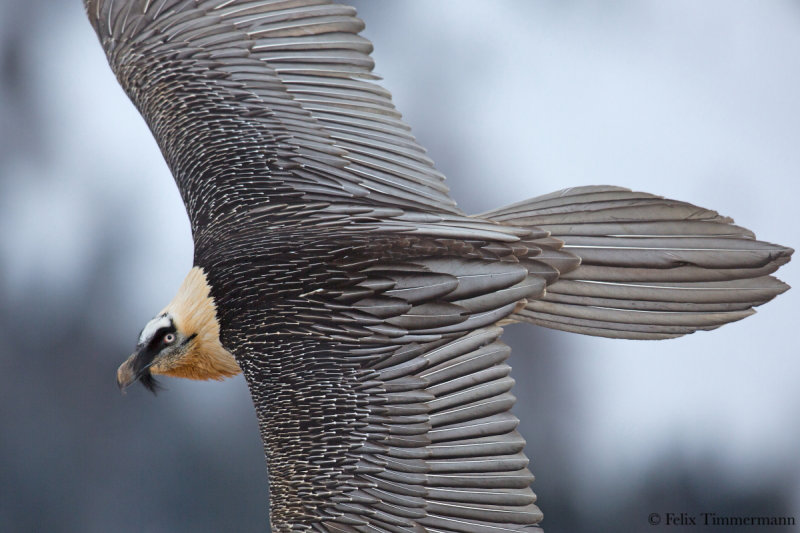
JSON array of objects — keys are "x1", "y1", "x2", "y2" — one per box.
[{"x1": 147, "y1": 325, "x2": 178, "y2": 350}]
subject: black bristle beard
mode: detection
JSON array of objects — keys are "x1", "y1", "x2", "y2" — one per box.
[{"x1": 139, "y1": 371, "x2": 162, "y2": 394}]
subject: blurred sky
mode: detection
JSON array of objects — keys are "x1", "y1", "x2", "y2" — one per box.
[{"x1": 1, "y1": 1, "x2": 798, "y2": 532}]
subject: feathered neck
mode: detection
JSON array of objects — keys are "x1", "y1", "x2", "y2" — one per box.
[{"x1": 157, "y1": 267, "x2": 240, "y2": 381}]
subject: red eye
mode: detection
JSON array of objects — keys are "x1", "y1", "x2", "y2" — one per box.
[{"x1": 164, "y1": 333, "x2": 176, "y2": 344}]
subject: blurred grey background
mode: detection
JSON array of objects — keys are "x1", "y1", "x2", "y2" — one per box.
[{"x1": 1, "y1": 1, "x2": 798, "y2": 532}]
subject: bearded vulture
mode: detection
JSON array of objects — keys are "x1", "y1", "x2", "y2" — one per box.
[{"x1": 85, "y1": 1, "x2": 792, "y2": 531}]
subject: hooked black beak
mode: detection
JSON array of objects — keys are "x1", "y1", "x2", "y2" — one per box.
[{"x1": 116, "y1": 349, "x2": 161, "y2": 394}]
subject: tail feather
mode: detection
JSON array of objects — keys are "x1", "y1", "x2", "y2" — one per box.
[{"x1": 483, "y1": 186, "x2": 792, "y2": 340}]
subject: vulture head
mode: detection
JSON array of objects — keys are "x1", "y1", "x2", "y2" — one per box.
[{"x1": 116, "y1": 267, "x2": 240, "y2": 392}]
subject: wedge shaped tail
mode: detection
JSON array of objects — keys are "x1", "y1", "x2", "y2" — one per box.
[{"x1": 483, "y1": 186, "x2": 792, "y2": 340}]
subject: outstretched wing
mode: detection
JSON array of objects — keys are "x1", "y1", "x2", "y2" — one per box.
[
  {"x1": 233, "y1": 243, "x2": 560, "y2": 531},
  {"x1": 85, "y1": 0, "x2": 460, "y2": 238}
]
